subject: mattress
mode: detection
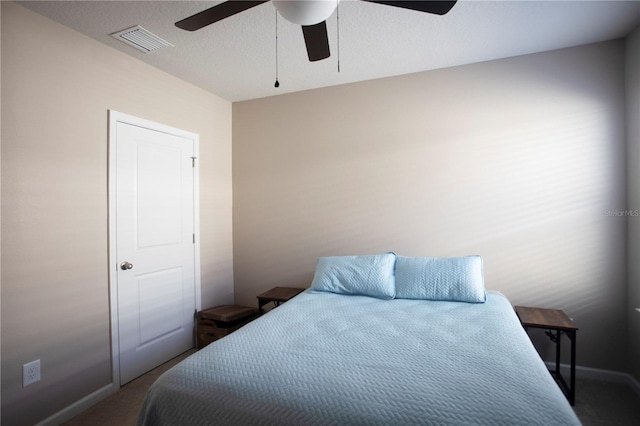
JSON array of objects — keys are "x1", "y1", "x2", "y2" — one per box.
[{"x1": 137, "y1": 290, "x2": 581, "y2": 425}]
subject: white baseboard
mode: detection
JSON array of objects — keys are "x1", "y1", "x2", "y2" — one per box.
[
  {"x1": 545, "y1": 362, "x2": 640, "y2": 398},
  {"x1": 36, "y1": 383, "x2": 115, "y2": 426}
]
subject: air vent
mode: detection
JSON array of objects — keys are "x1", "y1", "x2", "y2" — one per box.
[{"x1": 111, "y1": 25, "x2": 173, "y2": 53}]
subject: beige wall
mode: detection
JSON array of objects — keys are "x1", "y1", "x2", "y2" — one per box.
[
  {"x1": 627, "y1": 26, "x2": 640, "y2": 382},
  {"x1": 1, "y1": 3, "x2": 233, "y2": 425},
  {"x1": 234, "y1": 41, "x2": 628, "y2": 372}
]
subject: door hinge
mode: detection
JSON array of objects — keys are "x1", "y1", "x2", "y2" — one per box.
[
  {"x1": 191, "y1": 157, "x2": 197, "y2": 168},
  {"x1": 193, "y1": 234, "x2": 196, "y2": 244}
]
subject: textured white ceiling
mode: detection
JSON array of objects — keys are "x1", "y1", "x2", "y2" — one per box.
[{"x1": 18, "y1": 1, "x2": 640, "y2": 102}]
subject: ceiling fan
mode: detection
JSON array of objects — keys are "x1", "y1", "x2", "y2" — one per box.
[{"x1": 176, "y1": 1, "x2": 457, "y2": 62}]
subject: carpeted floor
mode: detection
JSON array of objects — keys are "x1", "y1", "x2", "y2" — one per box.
[
  {"x1": 572, "y1": 377, "x2": 640, "y2": 425},
  {"x1": 64, "y1": 350, "x2": 640, "y2": 425},
  {"x1": 62, "y1": 349, "x2": 197, "y2": 426}
]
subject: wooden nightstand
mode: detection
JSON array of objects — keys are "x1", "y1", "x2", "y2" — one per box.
[
  {"x1": 257, "y1": 286, "x2": 305, "y2": 313},
  {"x1": 515, "y1": 306, "x2": 578, "y2": 405},
  {"x1": 197, "y1": 305, "x2": 259, "y2": 348}
]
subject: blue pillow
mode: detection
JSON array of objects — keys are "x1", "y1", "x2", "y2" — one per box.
[
  {"x1": 310, "y1": 253, "x2": 396, "y2": 299},
  {"x1": 395, "y1": 255, "x2": 485, "y2": 303}
]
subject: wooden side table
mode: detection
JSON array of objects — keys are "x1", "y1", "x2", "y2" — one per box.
[
  {"x1": 257, "y1": 286, "x2": 305, "y2": 313},
  {"x1": 515, "y1": 306, "x2": 578, "y2": 405},
  {"x1": 197, "y1": 305, "x2": 259, "y2": 348}
]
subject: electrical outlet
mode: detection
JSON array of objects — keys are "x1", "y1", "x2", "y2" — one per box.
[{"x1": 23, "y1": 360, "x2": 40, "y2": 387}]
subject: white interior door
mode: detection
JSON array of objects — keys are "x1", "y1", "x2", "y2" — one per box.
[{"x1": 109, "y1": 111, "x2": 200, "y2": 386}]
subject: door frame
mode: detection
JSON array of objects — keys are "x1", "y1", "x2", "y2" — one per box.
[{"x1": 107, "y1": 110, "x2": 201, "y2": 389}]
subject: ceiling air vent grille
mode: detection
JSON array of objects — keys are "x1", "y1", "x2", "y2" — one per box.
[{"x1": 111, "y1": 25, "x2": 173, "y2": 53}]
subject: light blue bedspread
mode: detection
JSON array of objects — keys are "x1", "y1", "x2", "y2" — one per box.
[{"x1": 137, "y1": 291, "x2": 581, "y2": 425}]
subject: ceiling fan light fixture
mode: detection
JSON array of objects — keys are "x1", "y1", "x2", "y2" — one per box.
[{"x1": 272, "y1": 0, "x2": 339, "y2": 26}]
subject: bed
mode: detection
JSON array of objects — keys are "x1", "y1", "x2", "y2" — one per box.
[{"x1": 137, "y1": 254, "x2": 581, "y2": 425}]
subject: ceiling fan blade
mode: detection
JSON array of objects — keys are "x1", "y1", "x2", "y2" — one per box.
[
  {"x1": 302, "y1": 21, "x2": 331, "y2": 62},
  {"x1": 176, "y1": 0, "x2": 269, "y2": 31},
  {"x1": 361, "y1": 1, "x2": 457, "y2": 16}
]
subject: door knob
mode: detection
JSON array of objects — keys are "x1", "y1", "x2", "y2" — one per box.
[{"x1": 120, "y1": 262, "x2": 134, "y2": 271}]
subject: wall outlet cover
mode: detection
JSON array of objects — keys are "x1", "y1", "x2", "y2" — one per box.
[{"x1": 23, "y1": 359, "x2": 40, "y2": 387}]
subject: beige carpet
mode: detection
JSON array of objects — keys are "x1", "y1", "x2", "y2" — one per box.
[
  {"x1": 62, "y1": 349, "x2": 196, "y2": 426},
  {"x1": 572, "y1": 378, "x2": 640, "y2": 425},
  {"x1": 64, "y1": 350, "x2": 640, "y2": 426}
]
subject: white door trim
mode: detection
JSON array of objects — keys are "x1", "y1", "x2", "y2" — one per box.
[{"x1": 107, "y1": 110, "x2": 201, "y2": 389}]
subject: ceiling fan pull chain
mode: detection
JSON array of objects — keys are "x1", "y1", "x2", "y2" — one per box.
[
  {"x1": 274, "y1": 9, "x2": 280, "y2": 88},
  {"x1": 337, "y1": 0, "x2": 340, "y2": 72}
]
